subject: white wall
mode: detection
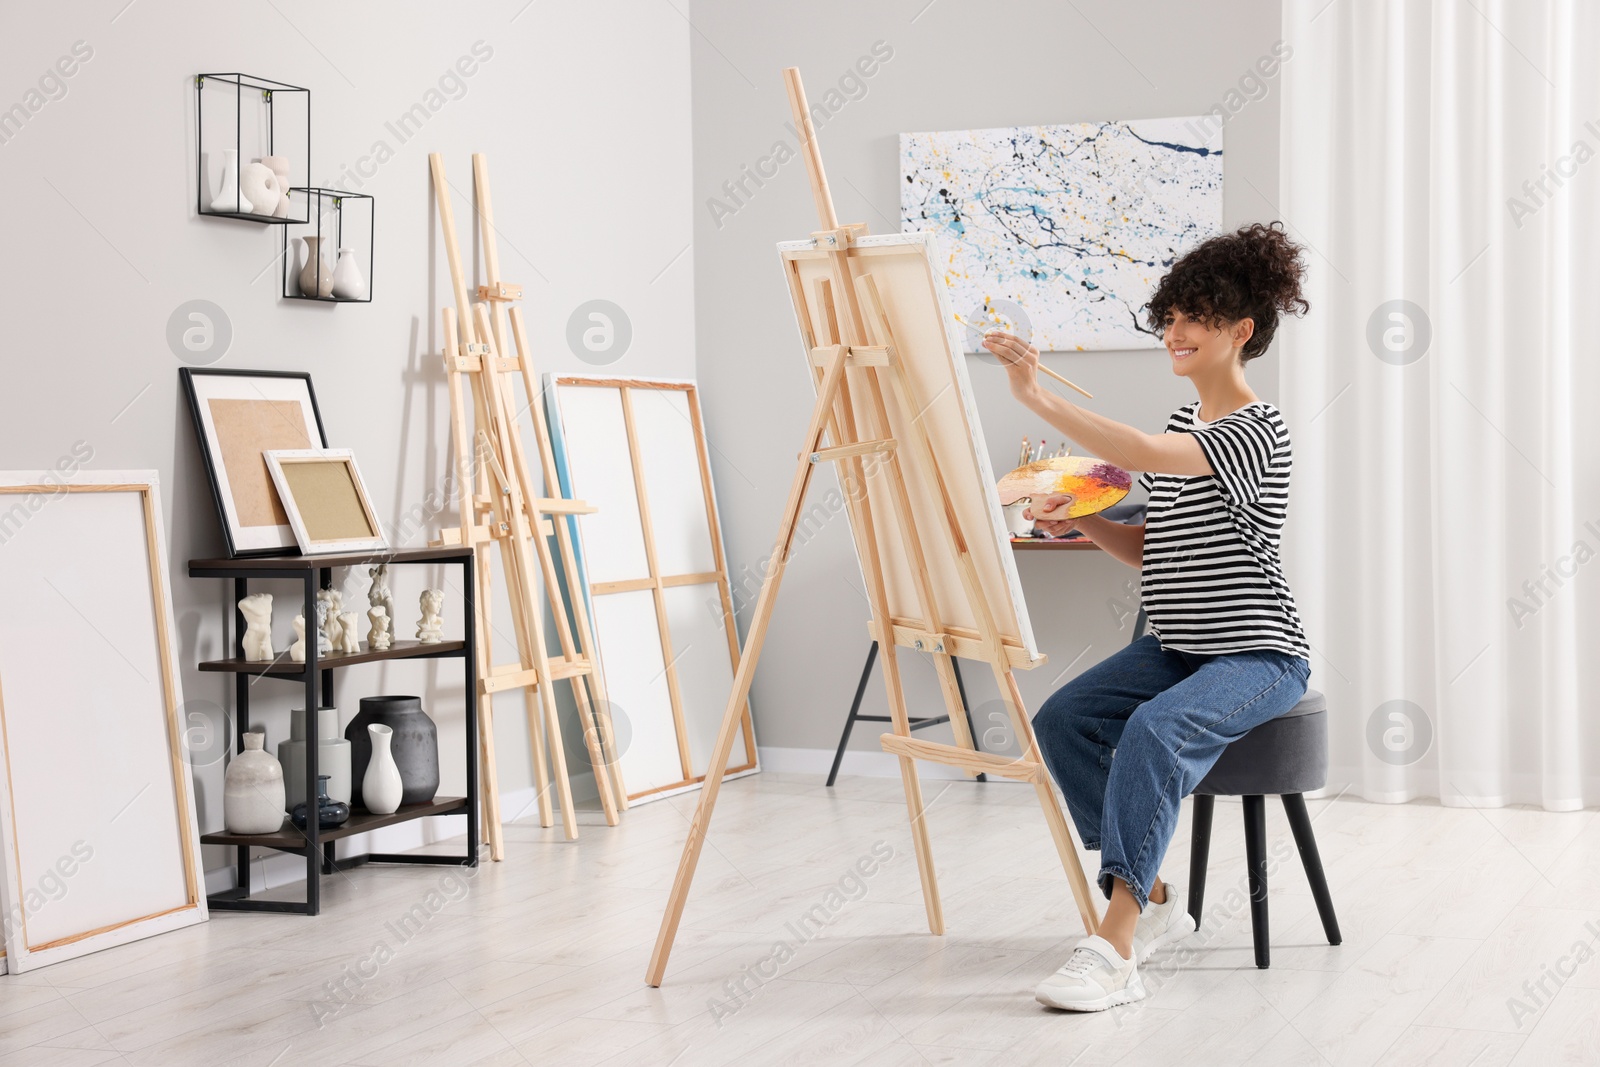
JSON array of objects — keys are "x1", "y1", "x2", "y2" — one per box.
[
  {"x1": 687, "y1": 0, "x2": 1287, "y2": 764},
  {"x1": 0, "y1": 0, "x2": 694, "y2": 878}
]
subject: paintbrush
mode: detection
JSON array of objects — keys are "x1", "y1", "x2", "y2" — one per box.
[{"x1": 955, "y1": 315, "x2": 1095, "y2": 399}]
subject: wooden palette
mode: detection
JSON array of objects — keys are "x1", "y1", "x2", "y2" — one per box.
[{"x1": 996, "y1": 456, "x2": 1132, "y2": 518}]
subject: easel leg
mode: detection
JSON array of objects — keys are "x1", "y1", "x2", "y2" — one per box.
[
  {"x1": 997, "y1": 668, "x2": 1101, "y2": 935},
  {"x1": 932, "y1": 655, "x2": 981, "y2": 780},
  {"x1": 646, "y1": 348, "x2": 850, "y2": 987},
  {"x1": 474, "y1": 541, "x2": 514, "y2": 852},
  {"x1": 877, "y1": 640, "x2": 944, "y2": 935}
]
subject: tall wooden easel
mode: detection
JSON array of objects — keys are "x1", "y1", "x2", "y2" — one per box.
[
  {"x1": 645, "y1": 70, "x2": 1100, "y2": 986},
  {"x1": 430, "y1": 153, "x2": 628, "y2": 852}
]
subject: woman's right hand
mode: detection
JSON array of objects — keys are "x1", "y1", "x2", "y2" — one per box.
[{"x1": 1025, "y1": 494, "x2": 1078, "y2": 537}]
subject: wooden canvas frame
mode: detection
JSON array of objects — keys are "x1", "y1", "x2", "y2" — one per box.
[
  {"x1": 646, "y1": 69, "x2": 1099, "y2": 988},
  {"x1": 264, "y1": 448, "x2": 387, "y2": 555},
  {"x1": 178, "y1": 368, "x2": 329, "y2": 557},
  {"x1": 0, "y1": 471, "x2": 206, "y2": 973},
  {"x1": 545, "y1": 375, "x2": 758, "y2": 802}
]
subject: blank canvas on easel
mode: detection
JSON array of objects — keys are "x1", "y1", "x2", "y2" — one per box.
[
  {"x1": 0, "y1": 472, "x2": 206, "y2": 973},
  {"x1": 545, "y1": 376, "x2": 756, "y2": 802},
  {"x1": 780, "y1": 231, "x2": 1045, "y2": 668}
]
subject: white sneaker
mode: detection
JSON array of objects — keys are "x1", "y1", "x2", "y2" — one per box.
[
  {"x1": 1133, "y1": 881, "x2": 1196, "y2": 963},
  {"x1": 1035, "y1": 935, "x2": 1146, "y2": 1012}
]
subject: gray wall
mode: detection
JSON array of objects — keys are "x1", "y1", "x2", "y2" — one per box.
[
  {"x1": 689, "y1": 0, "x2": 1287, "y2": 760},
  {"x1": 0, "y1": 1, "x2": 694, "y2": 874}
]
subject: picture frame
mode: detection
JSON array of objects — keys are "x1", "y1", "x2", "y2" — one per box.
[
  {"x1": 0, "y1": 470, "x2": 207, "y2": 973},
  {"x1": 178, "y1": 368, "x2": 329, "y2": 557},
  {"x1": 263, "y1": 448, "x2": 387, "y2": 555}
]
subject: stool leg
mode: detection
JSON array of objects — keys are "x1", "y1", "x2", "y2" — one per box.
[
  {"x1": 826, "y1": 642, "x2": 878, "y2": 788},
  {"x1": 1243, "y1": 795, "x2": 1269, "y2": 968},
  {"x1": 1188, "y1": 794, "x2": 1214, "y2": 930},
  {"x1": 1282, "y1": 793, "x2": 1341, "y2": 946}
]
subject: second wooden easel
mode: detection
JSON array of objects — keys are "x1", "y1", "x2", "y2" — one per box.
[{"x1": 430, "y1": 152, "x2": 627, "y2": 852}]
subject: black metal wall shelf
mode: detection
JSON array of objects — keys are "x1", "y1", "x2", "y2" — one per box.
[
  {"x1": 282, "y1": 187, "x2": 375, "y2": 302},
  {"x1": 195, "y1": 73, "x2": 310, "y2": 225}
]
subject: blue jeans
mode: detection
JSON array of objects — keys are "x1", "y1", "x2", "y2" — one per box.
[{"x1": 1032, "y1": 635, "x2": 1310, "y2": 910}]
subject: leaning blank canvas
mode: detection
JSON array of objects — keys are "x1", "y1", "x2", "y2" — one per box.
[
  {"x1": 901, "y1": 118, "x2": 1223, "y2": 351},
  {"x1": 545, "y1": 377, "x2": 757, "y2": 803},
  {"x1": 0, "y1": 472, "x2": 206, "y2": 972}
]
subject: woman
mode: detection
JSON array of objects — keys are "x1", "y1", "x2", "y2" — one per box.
[{"x1": 983, "y1": 222, "x2": 1312, "y2": 1012}]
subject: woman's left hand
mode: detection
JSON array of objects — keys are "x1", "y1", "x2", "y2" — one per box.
[{"x1": 983, "y1": 331, "x2": 1041, "y2": 400}]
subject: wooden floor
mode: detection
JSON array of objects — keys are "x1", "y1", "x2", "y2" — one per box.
[{"x1": 3, "y1": 772, "x2": 1598, "y2": 1066}]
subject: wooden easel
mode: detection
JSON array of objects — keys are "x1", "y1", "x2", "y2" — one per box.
[
  {"x1": 645, "y1": 70, "x2": 1099, "y2": 986},
  {"x1": 430, "y1": 152, "x2": 628, "y2": 852}
]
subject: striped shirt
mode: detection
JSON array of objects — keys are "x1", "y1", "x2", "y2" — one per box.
[{"x1": 1138, "y1": 401, "x2": 1309, "y2": 659}]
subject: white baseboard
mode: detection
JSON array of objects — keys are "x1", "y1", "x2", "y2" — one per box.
[{"x1": 755, "y1": 745, "x2": 1026, "y2": 783}]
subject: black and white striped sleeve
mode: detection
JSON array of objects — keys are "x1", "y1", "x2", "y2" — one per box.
[{"x1": 1188, "y1": 409, "x2": 1285, "y2": 507}]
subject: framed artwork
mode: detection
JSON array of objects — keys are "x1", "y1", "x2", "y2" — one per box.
[
  {"x1": 900, "y1": 118, "x2": 1224, "y2": 352},
  {"x1": 263, "y1": 448, "x2": 387, "y2": 555},
  {"x1": 0, "y1": 470, "x2": 207, "y2": 973},
  {"x1": 179, "y1": 368, "x2": 329, "y2": 557}
]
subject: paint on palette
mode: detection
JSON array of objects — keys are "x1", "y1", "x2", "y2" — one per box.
[
  {"x1": 901, "y1": 118, "x2": 1223, "y2": 353},
  {"x1": 996, "y1": 456, "x2": 1132, "y2": 519}
]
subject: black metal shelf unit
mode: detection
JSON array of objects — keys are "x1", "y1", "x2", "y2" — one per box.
[
  {"x1": 195, "y1": 73, "x2": 310, "y2": 225},
  {"x1": 282, "y1": 187, "x2": 375, "y2": 302},
  {"x1": 189, "y1": 546, "x2": 479, "y2": 915}
]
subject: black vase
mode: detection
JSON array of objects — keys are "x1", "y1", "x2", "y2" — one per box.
[{"x1": 345, "y1": 695, "x2": 439, "y2": 809}]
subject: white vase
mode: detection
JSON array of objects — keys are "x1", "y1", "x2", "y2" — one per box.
[
  {"x1": 298, "y1": 236, "x2": 333, "y2": 298},
  {"x1": 261, "y1": 155, "x2": 293, "y2": 218},
  {"x1": 278, "y1": 705, "x2": 352, "y2": 807},
  {"x1": 362, "y1": 723, "x2": 403, "y2": 814},
  {"x1": 209, "y1": 147, "x2": 253, "y2": 214},
  {"x1": 240, "y1": 161, "x2": 279, "y2": 217},
  {"x1": 330, "y1": 247, "x2": 366, "y2": 300},
  {"x1": 224, "y1": 729, "x2": 286, "y2": 834}
]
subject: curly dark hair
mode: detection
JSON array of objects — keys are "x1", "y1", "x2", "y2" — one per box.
[{"x1": 1145, "y1": 222, "x2": 1310, "y2": 362}]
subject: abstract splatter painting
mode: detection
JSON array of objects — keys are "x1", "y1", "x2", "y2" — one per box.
[{"x1": 901, "y1": 118, "x2": 1223, "y2": 352}]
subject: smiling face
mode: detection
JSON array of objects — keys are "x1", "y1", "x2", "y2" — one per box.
[{"x1": 1162, "y1": 310, "x2": 1252, "y2": 379}]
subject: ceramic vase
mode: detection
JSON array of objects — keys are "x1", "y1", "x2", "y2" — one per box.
[
  {"x1": 278, "y1": 705, "x2": 352, "y2": 807},
  {"x1": 239, "y1": 161, "x2": 279, "y2": 217},
  {"x1": 362, "y1": 724, "x2": 403, "y2": 815},
  {"x1": 224, "y1": 729, "x2": 285, "y2": 834},
  {"x1": 209, "y1": 147, "x2": 253, "y2": 214},
  {"x1": 291, "y1": 775, "x2": 351, "y2": 829},
  {"x1": 298, "y1": 236, "x2": 333, "y2": 298},
  {"x1": 330, "y1": 247, "x2": 366, "y2": 300},
  {"x1": 261, "y1": 155, "x2": 293, "y2": 218},
  {"x1": 345, "y1": 695, "x2": 439, "y2": 808}
]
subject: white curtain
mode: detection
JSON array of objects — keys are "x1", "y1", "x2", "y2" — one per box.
[{"x1": 1279, "y1": 0, "x2": 1600, "y2": 809}]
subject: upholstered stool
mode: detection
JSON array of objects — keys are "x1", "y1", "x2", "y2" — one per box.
[{"x1": 1187, "y1": 688, "x2": 1341, "y2": 968}]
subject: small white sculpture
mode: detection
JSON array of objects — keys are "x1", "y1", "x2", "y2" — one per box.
[
  {"x1": 318, "y1": 588, "x2": 344, "y2": 651},
  {"x1": 368, "y1": 564, "x2": 395, "y2": 632},
  {"x1": 337, "y1": 611, "x2": 362, "y2": 655},
  {"x1": 239, "y1": 593, "x2": 274, "y2": 662},
  {"x1": 416, "y1": 589, "x2": 444, "y2": 644},
  {"x1": 368, "y1": 606, "x2": 392, "y2": 651},
  {"x1": 290, "y1": 614, "x2": 307, "y2": 663},
  {"x1": 313, "y1": 600, "x2": 332, "y2": 654}
]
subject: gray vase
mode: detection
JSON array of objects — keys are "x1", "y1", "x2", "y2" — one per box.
[{"x1": 344, "y1": 695, "x2": 438, "y2": 809}]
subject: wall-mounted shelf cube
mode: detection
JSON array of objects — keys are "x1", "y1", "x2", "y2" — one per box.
[
  {"x1": 195, "y1": 73, "x2": 310, "y2": 225},
  {"x1": 282, "y1": 188, "x2": 374, "y2": 302}
]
